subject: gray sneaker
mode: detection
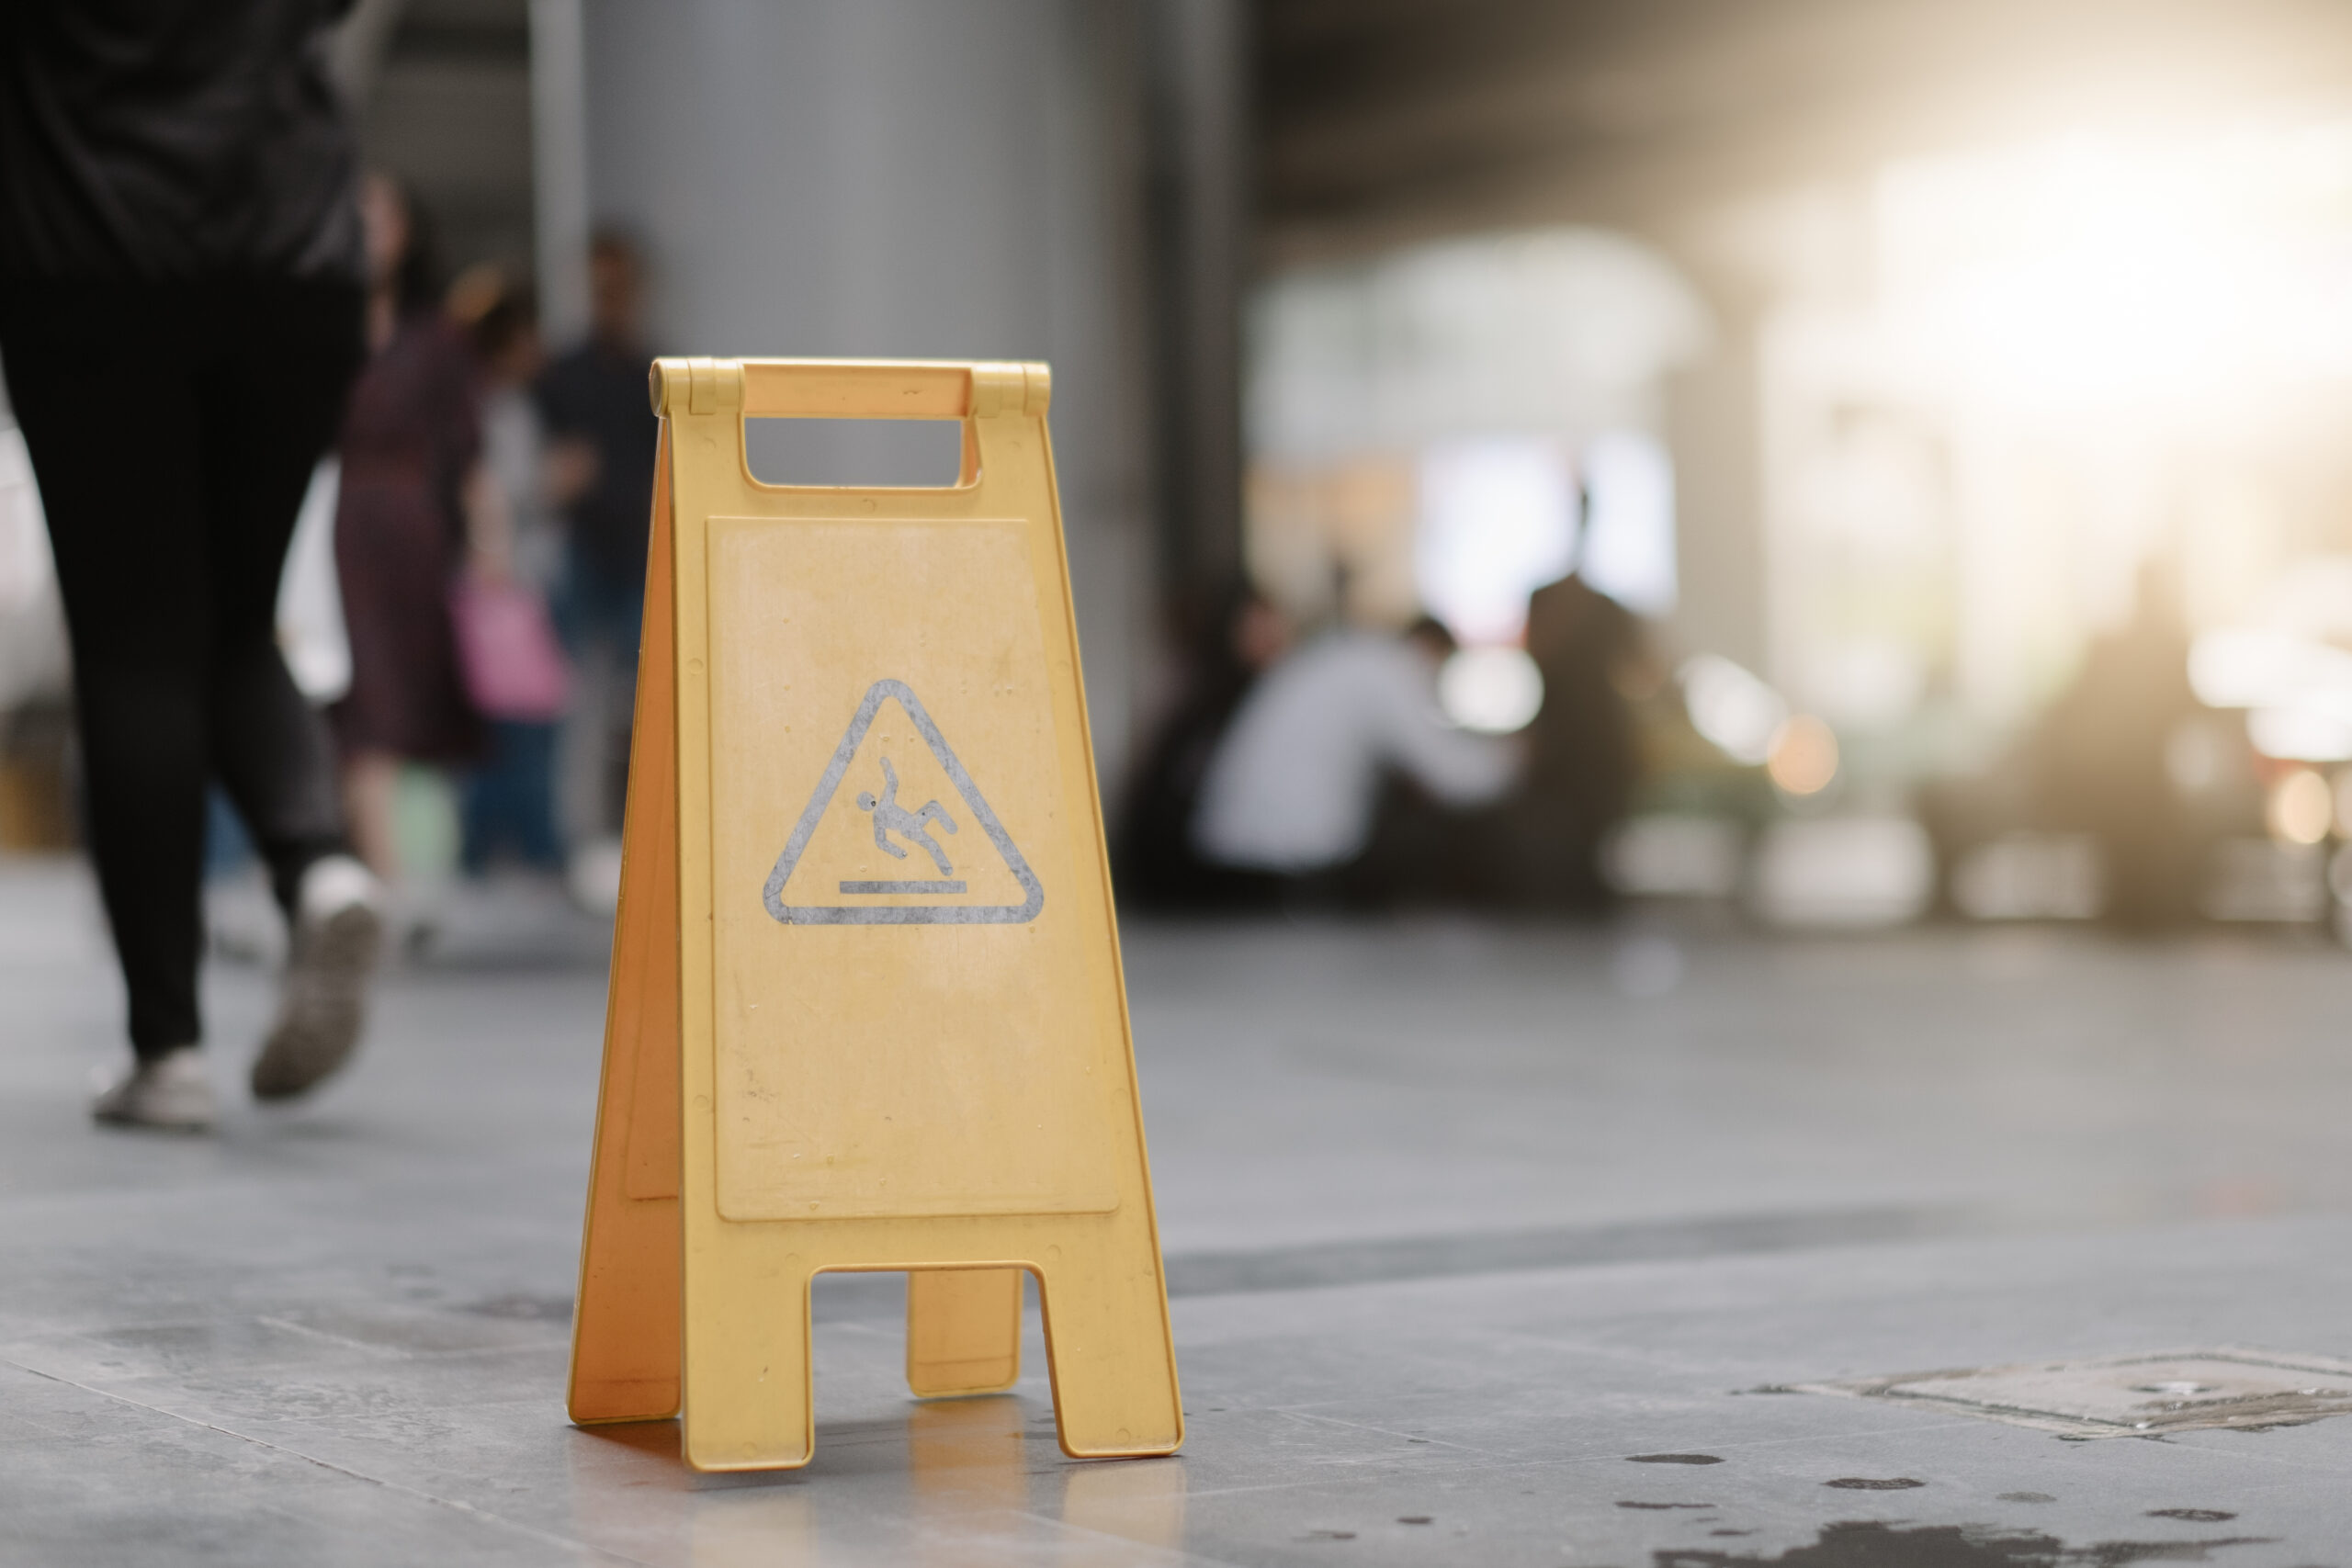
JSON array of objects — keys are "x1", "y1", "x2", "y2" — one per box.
[
  {"x1": 252, "y1": 855, "x2": 386, "y2": 1101},
  {"x1": 93, "y1": 1046, "x2": 216, "y2": 1131}
]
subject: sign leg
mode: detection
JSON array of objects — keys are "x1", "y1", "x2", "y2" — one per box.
[
  {"x1": 907, "y1": 1268, "x2": 1023, "y2": 1396},
  {"x1": 1037, "y1": 1247, "x2": 1183, "y2": 1458},
  {"x1": 683, "y1": 1251, "x2": 817, "y2": 1472}
]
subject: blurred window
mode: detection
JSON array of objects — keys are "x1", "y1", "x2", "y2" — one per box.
[
  {"x1": 1578, "y1": 430, "x2": 1676, "y2": 617},
  {"x1": 1415, "y1": 437, "x2": 1574, "y2": 645}
]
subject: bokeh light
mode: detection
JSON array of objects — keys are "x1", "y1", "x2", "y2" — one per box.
[
  {"x1": 1439, "y1": 646, "x2": 1544, "y2": 735},
  {"x1": 1767, "y1": 715, "x2": 1840, "y2": 797},
  {"x1": 1681, "y1": 654, "x2": 1787, "y2": 766},
  {"x1": 2268, "y1": 768, "x2": 2335, "y2": 846}
]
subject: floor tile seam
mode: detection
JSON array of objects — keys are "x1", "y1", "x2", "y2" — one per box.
[
  {"x1": 1161, "y1": 1474, "x2": 1408, "y2": 1503},
  {"x1": 25, "y1": 1340, "x2": 572, "y2": 1395},
  {"x1": 1266, "y1": 1407, "x2": 1519, "y2": 1459},
  {"x1": 0, "y1": 1313, "x2": 570, "y2": 1348},
  {"x1": 819, "y1": 1318, "x2": 905, "y2": 1340},
  {"x1": 1, "y1": 1352, "x2": 660, "y2": 1564},
  {"x1": 1161, "y1": 1449, "x2": 1764, "y2": 1500},
  {"x1": 249, "y1": 1314, "x2": 442, "y2": 1361},
  {"x1": 250, "y1": 1319, "x2": 573, "y2": 1361},
  {"x1": 1463, "y1": 1329, "x2": 2164, "y2": 1395},
  {"x1": 1167, "y1": 1458, "x2": 1748, "y2": 1503},
  {"x1": 2129, "y1": 1437, "x2": 2352, "y2": 1477},
  {"x1": 1421, "y1": 1324, "x2": 1756, "y2": 1374},
  {"x1": 1236, "y1": 1404, "x2": 2008, "y2": 1462},
  {"x1": 1002, "y1": 1504, "x2": 1250, "y2": 1568},
  {"x1": 1238, "y1": 1387, "x2": 1698, "y2": 1420},
  {"x1": 0, "y1": 1185, "x2": 455, "y2": 1224},
  {"x1": 162, "y1": 1393, "x2": 581, "y2": 1433},
  {"x1": 1231, "y1": 1364, "x2": 1981, "y2": 1417},
  {"x1": 1151, "y1": 1203, "x2": 2050, "y2": 1303},
  {"x1": 1545, "y1": 1407, "x2": 2283, "y2": 1461},
  {"x1": 1161, "y1": 1230, "x2": 2352, "y2": 1321}
]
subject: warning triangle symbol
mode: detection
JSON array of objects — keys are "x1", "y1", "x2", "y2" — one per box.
[{"x1": 763, "y1": 679, "x2": 1045, "y2": 926}]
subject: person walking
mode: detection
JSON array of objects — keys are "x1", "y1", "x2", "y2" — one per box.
[
  {"x1": 0, "y1": 0, "x2": 387, "y2": 1129},
  {"x1": 537, "y1": 231, "x2": 657, "y2": 871},
  {"x1": 329, "y1": 175, "x2": 492, "y2": 898},
  {"x1": 450, "y1": 268, "x2": 569, "y2": 877}
]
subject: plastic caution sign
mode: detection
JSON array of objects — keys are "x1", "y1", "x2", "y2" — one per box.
[{"x1": 566, "y1": 357, "x2": 1182, "y2": 1472}]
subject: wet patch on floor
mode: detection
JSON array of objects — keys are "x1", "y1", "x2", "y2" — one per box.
[
  {"x1": 1824, "y1": 1477, "x2": 1927, "y2": 1490},
  {"x1": 1631, "y1": 1452, "x2": 1726, "y2": 1464},
  {"x1": 1650, "y1": 1519, "x2": 2277, "y2": 1566}
]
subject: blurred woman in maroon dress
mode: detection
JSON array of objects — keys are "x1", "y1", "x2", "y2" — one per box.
[{"x1": 331, "y1": 177, "x2": 496, "y2": 883}]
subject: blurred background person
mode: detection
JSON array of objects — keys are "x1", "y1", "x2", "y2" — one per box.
[
  {"x1": 0, "y1": 0, "x2": 385, "y2": 1128},
  {"x1": 0, "y1": 374, "x2": 70, "y2": 858},
  {"x1": 536, "y1": 228, "x2": 657, "y2": 908},
  {"x1": 2030, "y1": 558, "x2": 2203, "y2": 931},
  {"x1": 1191, "y1": 615, "x2": 1516, "y2": 907},
  {"x1": 447, "y1": 265, "x2": 569, "y2": 881},
  {"x1": 330, "y1": 175, "x2": 496, "y2": 919},
  {"x1": 1114, "y1": 583, "x2": 1290, "y2": 910},
  {"x1": 1492, "y1": 489, "x2": 1651, "y2": 915}
]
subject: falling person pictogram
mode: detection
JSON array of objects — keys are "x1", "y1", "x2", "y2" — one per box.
[
  {"x1": 856, "y1": 757, "x2": 958, "y2": 876},
  {"x1": 762, "y1": 679, "x2": 1041, "y2": 921}
]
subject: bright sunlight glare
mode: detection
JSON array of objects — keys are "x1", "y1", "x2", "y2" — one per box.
[{"x1": 1880, "y1": 125, "x2": 2352, "y2": 420}]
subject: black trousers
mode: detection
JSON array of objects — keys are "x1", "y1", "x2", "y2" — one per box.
[{"x1": 0, "y1": 278, "x2": 365, "y2": 1056}]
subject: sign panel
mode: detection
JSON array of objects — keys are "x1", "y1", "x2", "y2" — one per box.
[{"x1": 706, "y1": 517, "x2": 1115, "y2": 1222}]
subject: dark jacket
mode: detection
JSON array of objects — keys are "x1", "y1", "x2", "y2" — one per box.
[
  {"x1": 0, "y1": 0, "x2": 362, "y2": 283},
  {"x1": 535, "y1": 337, "x2": 659, "y2": 591}
]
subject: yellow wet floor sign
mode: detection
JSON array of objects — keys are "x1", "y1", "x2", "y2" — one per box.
[{"x1": 567, "y1": 356, "x2": 1182, "y2": 1472}]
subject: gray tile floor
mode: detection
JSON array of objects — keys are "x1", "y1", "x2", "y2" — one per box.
[{"x1": 5, "y1": 858, "x2": 2352, "y2": 1565}]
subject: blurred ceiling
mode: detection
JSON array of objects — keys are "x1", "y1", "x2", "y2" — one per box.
[{"x1": 1257, "y1": 0, "x2": 2352, "y2": 266}]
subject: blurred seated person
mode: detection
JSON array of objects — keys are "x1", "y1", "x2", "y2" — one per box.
[
  {"x1": 1491, "y1": 498, "x2": 1650, "y2": 913},
  {"x1": 1113, "y1": 584, "x2": 1289, "y2": 910},
  {"x1": 1191, "y1": 616, "x2": 1516, "y2": 907}
]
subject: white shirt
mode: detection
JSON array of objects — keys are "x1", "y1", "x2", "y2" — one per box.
[
  {"x1": 481, "y1": 389, "x2": 561, "y2": 593},
  {"x1": 1192, "y1": 631, "x2": 1517, "y2": 872}
]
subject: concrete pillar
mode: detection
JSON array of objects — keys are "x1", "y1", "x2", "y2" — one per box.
[
  {"x1": 527, "y1": 0, "x2": 591, "y2": 344},
  {"x1": 1664, "y1": 289, "x2": 1769, "y2": 674},
  {"x1": 569, "y1": 0, "x2": 1155, "y2": 784},
  {"x1": 1141, "y1": 0, "x2": 1250, "y2": 616}
]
